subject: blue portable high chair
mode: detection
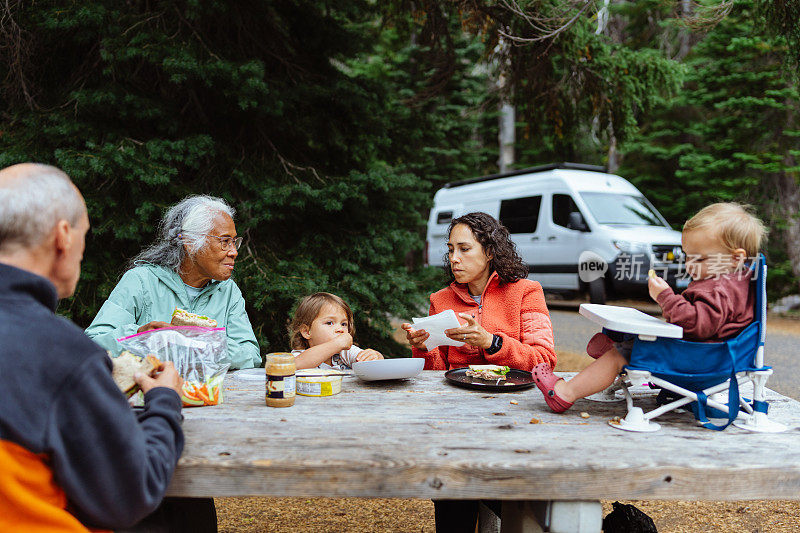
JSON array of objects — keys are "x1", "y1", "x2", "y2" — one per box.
[{"x1": 579, "y1": 254, "x2": 786, "y2": 433}]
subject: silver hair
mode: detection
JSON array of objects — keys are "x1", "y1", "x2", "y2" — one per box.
[
  {"x1": 130, "y1": 195, "x2": 235, "y2": 272},
  {"x1": 0, "y1": 164, "x2": 85, "y2": 252}
]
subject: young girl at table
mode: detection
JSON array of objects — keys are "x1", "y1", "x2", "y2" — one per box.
[
  {"x1": 533, "y1": 202, "x2": 766, "y2": 412},
  {"x1": 289, "y1": 292, "x2": 384, "y2": 370}
]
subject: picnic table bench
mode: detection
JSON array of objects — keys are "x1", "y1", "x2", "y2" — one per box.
[{"x1": 166, "y1": 370, "x2": 800, "y2": 532}]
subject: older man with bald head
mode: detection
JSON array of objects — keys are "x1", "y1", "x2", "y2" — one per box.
[
  {"x1": 0, "y1": 164, "x2": 185, "y2": 531},
  {"x1": 0, "y1": 163, "x2": 90, "y2": 297}
]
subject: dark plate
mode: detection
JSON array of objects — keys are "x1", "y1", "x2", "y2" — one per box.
[{"x1": 444, "y1": 368, "x2": 535, "y2": 392}]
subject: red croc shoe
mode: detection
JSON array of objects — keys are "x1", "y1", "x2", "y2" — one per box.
[
  {"x1": 586, "y1": 332, "x2": 615, "y2": 359},
  {"x1": 532, "y1": 363, "x2": 573, "y2": 413}
]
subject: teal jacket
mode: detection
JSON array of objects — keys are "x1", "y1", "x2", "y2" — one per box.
[{"x1": 85, "y1": 264, "x2": 261, "y2": 369}]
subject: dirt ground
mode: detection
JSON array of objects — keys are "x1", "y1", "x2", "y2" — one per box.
[
  {"x1": 766, "y1": 313, "x2": 800, "y2": 335},
  {"x1": 216, "y1": 497, "x2": 800, "y2": 532},
  {"x1": 215, "y1": 312, "x2": 800, "y2": 532}
]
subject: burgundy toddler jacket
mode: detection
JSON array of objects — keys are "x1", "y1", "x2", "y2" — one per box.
[{"x1": 656, "y1": 269, "x2": 754, "y2": 342}]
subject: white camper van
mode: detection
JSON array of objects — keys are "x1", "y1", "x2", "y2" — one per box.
[{"x1": 425, "y1": 163, "x2": 687, "y2": 304}]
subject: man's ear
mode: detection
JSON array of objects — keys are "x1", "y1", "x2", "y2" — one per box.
[
  {"x1": 53, "y1": 220, "x2": 72, "y2": 254},
  {"x1": 300, "y1": 324, "x2": 312, "y2": 340}
]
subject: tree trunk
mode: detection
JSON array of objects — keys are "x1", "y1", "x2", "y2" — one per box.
[
  {"x1": 498, "y1": 101, "x2": 515, "y2": 173},
  {"x1": 676, "y1": 0, "x2": 692, "y2": 61},
  {"x1": 497, "y1": 35, "x2": 514, "y2": 173},
  {"x1": 776, "y1": 169, "x2": 800, "y2": 292},
  {"x1": 777, "y1": 92, "x2": 800, "y2": 292},
  {"x1": 596, "y1": 0, "x2": 610, "y2": 35},
  {"x1": 607, "y1": 115, "x2": 619, "y2": 173}
]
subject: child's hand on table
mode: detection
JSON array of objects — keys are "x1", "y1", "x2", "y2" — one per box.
[{"x1": 356, "y1": 349, "x2": 383, "y2": 361}]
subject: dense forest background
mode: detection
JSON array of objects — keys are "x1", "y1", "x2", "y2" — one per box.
[{"x1": 2, "y1": 0, "x2": 798, "y2": 356}]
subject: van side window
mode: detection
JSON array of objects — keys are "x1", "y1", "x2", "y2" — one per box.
[
  {"x1": 499, "y1": 196, "x2": 542, "y2": 234},
  {"x1": 436, "y1": 211, "x2": 453, "y2": 224},
  {"x1": 552, "y1": 194, "x2": 583, "y2": 228}
]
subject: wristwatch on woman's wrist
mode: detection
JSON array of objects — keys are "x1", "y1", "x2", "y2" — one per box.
[{"x1": 485, "y1": 334, "x2": 503, "y2": 355}]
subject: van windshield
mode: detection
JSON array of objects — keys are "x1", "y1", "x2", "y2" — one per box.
[{"x1": 580, "y1": 192, "x2": 666, "y2": 226}]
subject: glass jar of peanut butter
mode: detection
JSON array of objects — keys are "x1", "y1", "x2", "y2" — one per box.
[{"x1": 266, "y1": 352, "x2": 296, "y2": 407}]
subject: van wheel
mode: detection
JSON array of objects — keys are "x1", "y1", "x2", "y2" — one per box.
[{"x1": 588, "y1": 279, "x2": 606, "y2": 304}]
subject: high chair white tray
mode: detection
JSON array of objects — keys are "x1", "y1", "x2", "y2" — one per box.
[{"x1": 579, "y1": 304, "x2": 683, "y2": 341}]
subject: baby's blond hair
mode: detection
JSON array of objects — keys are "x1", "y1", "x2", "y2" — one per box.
[
  {"x1": 683, "y1": 203, "x2": 766, "y2": 257},
  {"x1": 288, "y1": 292, "x2": 355, "y2": 350}
]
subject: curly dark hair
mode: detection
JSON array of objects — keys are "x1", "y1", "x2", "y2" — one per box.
[{"x1": 443, "y1": 212, "x2": 528, "y2": 284}]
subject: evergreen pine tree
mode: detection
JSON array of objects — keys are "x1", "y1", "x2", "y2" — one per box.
[
  {"x1": 622, "y1": 0, "x2": 800, "y2": 295},
  {"x1": 0, "y1": 1, "x2": 493, "y2": 353}
]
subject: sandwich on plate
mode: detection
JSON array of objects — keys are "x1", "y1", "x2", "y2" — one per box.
[
  {"x1": 171, "y1": 307, "x2": 218, "y2": 328},
  {"x1": 110, "y1": 351, "x2": 162, "y2": 397},
  {"x1": 465, "y1": 364, "x2": 510, "y2": 381}
]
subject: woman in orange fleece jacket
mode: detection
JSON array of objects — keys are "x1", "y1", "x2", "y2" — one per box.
[
  {"x1": 402, "y1": 212, "x2": 557, "y2": 532},
  {"x1": 403, "y1": 212, "x2": 556, "y2": 372}
]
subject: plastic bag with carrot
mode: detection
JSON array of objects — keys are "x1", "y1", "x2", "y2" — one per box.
[{"x1": 117, "y1": 326, "x2": 230, "y2": 407}]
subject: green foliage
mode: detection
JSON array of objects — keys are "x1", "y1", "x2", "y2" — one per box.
[
  {"x1": 620, "y1": 0, "x2": 800, "y2": 297},
  {"x1": 513, "y1": 10, "x2": 685, "y2": 164},
  {"x1": 348, "y1": 22, "x2": 499, "y2": 184},
  {"x1": 384, "y1": 1, "x2": 685, "y2": 166},
  {"x1": 0, "y1": 1, "x2": 493, "y2": 357},
  {"x1": 755, "y1": 0, "x2": 800, "y2": 70},
  {"x1": 622, "y1": 0, "x2": 799, "y2": 214},
  {"x1": 6, "y1": 0, "x2": 796, "y2": 349}
]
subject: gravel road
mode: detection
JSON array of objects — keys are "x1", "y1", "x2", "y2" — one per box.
[{"x1": 548, "y1": 301, "x2": 800, "y2": 400}]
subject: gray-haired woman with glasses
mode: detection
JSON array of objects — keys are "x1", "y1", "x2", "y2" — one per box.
[{"x1": 86, "y1": 195, "x2": 261, "y2": 369}]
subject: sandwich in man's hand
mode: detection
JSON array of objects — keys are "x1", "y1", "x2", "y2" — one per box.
[
  {"x1": 110, "y1": 351, "x2": 162, "y2": 397},
  {"x1": 171, "y1": 307, "x2": 218, "y2": 328}
]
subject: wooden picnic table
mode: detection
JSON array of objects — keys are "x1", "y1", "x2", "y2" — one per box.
[{"x1": 166, "y1": 370, "x2": 800, "y2": 532}]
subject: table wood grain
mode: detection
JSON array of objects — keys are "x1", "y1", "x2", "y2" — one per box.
[{"x1": 166, "y1": 371, "x2": 800, "y2": 501}]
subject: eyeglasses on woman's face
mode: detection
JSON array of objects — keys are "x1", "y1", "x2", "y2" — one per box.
[
  {"x1": 209, "y1": 234, "x2": 243, "y2": 251},
  {"x1": 182, "y1": 233, "x2": 243, "y2": 251}
]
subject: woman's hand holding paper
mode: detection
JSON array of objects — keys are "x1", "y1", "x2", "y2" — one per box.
[
  {"x1": 445, "y1": 313, "x2": 492, "y2": 349},
  {"x1": 401, "y1": 323, "x2": 430, "y2": 351}
]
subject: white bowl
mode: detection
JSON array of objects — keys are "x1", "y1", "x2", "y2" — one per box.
[{"x1": 352, "y1": 358, "x2": 424, "y2": 381}]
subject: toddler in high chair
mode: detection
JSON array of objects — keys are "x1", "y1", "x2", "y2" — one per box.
[
  {"x1": 532, "y1": 202, "x2": 766, "y2": 413},
  {"x1": 289, "y1": 292, "x2": 383, "y2": 370}
]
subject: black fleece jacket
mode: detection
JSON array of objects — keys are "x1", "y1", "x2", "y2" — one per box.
[{"x1": 0, "y1": 263, "x2": 184, "y2": 529}]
